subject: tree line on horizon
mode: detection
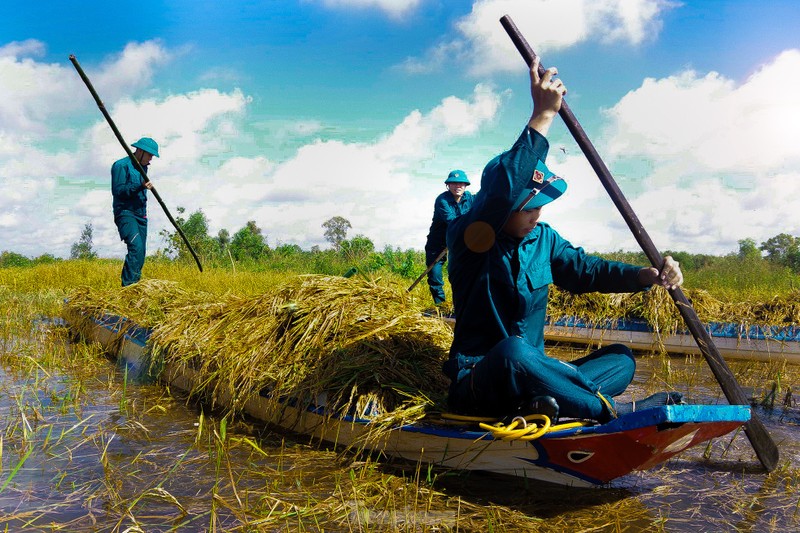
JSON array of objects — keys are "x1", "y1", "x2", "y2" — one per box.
[
  {"x1": 0, "y1": 209, "x2": 418, "y2": 278},
  {"x1": 3, "y1": 208, "x2": 800, "y2": 283}
]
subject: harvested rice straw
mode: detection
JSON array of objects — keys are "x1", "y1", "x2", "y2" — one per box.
[
  {"x1": 65, "y1": 275, "x2": 453, "y2": 444},
  {"x1": 547, "y1": 285, "x2": 800, "y2": 349},
  {"x1": 64, "y1": 276, "x2": 800, "y2": 448}
]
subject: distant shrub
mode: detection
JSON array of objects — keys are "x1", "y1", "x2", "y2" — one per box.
[{"x1": 0, "y1": 251, "x2": 32, "y2": 268}]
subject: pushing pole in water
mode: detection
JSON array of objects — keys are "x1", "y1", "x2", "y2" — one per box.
[
  {"x1": 69, "y1": 54, "x2": 204, "y2": 273},
  {"x1": 498, "y1": 14, "x2": 778, "y2": 472}
]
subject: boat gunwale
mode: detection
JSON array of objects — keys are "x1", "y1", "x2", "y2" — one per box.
[{"x1": 82, "y1": 313, "x2": 752, "y2": 441}]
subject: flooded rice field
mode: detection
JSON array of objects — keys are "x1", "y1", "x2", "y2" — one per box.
[{"x1": 1, "y1": 328, "x2": 800, "y2": 532}]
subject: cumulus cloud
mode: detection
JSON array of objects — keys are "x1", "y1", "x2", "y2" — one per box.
[
  {"x1": 547, "y1": 49, "x2": 800, "y2": 255},
  {"x1": 377, "y1": 83, "x2": 503, "y2": 161},
  {"x1": 400, "y1": 0, "x2": 676, "y2": 76},
  {"x1": 0, "y1": 41, "x2": 81, "y2": 133},
  {"x1": 311, "y1": 0, "x2": 422, "y2": 19},
  {"x1": 0, "y1": 39, "x2": 46, "y2": 58},
  {"x1": 605, "y1": 50, "x2": 800, "y2": 174},
  {"x1": 0, "y1": 39, "x2": 171, "y2": 137},
  {"x1": 91, "y1": 41, "x2": 172, "y2": 103},
  {"x1": 224, "y1": 83, "x2": 504, "y2": 250},
  {"x1": 93, "y1": 88, "x2": 250, "y2": 165}
]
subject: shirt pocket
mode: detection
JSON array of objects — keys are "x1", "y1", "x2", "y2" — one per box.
[
  {"x1": 526, "y1": 259, "x2": 553, "y2": 289},
  {"x1": 524, "y1": 262, "x2": 553, "y2": 312}
]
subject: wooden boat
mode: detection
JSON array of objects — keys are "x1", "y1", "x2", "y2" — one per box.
[
  {"x1": 71, "y1": 312, "x2": 752, "y2": 488},
  {"x1": 544, "y1": 317, "x2": 800, "y2": 363},
  {"x1": 434, "y1": 313, "x2": 800, "y2": 363}
]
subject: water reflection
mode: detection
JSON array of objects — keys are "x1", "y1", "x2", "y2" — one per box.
[{"x1": 1, "y1": 338, "x2": 799, "y2": 531}]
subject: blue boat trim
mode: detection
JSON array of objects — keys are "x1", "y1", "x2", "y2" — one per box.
[
  {"x1": 548, "y1": 316, "x2": 800, "y2": 343},
  {"x1": 87, "y1": 315, "x2": 751, "y2": 442},
  {"x1": 399, "y1": 404, "x2": 751, "y2": 442},
  {"x1": 96, "y1": 314, "x2": 151, "y2": 346}
]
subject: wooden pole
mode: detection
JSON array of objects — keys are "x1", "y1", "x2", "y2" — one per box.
[
  {"x1": 499, "y1": 14, "x2": 778, "y2": 471},
  {"x1": 407, "y1": 248, "x2": 447, "y2": 292},
  {"x1": 69, "y1": 54, "x2": 203, "y2": 273}
]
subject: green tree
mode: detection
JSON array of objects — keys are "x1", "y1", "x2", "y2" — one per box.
[
  {"x1": 275, "y1": 243, "x2": 303, "y2": 256},
  {"x1": 33, "y1": 253, "x2": 59, "y2": 265},
  {"x1": 322, "y1": 216, "x2": 351, "y2": 251},
  {"x1": 216, "y1": 228, "x2": 231, "y2": 252},
  {"x1": 230, "y1": 220, "x2": 268, "y2": 261},
  {"x1": 340, "y1": 234, "x2": 375, "y2": 262},
  {"x1": 70, "y1": 222, "x2": 98, "y2": 260},
  {"x1": 760, "y1": 233, "x2": 800, "y2": 270},
  {"x1": 0, "y1": 251, "x2": 32, "y2": 268},
  {"x1": 159, "y1": 208, "x2": 219, "y2": 262},
  {"x1": 182, "y1": 211, "x2": 211, "y2": 245},
  {"x1": 380, "y1": 245, "x2": 419, "y2": 278},
  {"x1": 737, "y1": 238, "x2": 761, "y2": 260}
]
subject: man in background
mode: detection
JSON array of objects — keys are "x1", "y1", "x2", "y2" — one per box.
[
  {"x1": 423, "y1": 170, "x2": 474, "y2": 306},
  {"x1": 111, "y1": 137, "x2": 158, "y2": 286}
]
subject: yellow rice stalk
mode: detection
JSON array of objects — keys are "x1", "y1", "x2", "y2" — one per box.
[
  {"x1": 64, "y1": 279, "x2": 218, "y2": 328},
  {"x1": 548, "y1": 285, "x2": 800, "y2": 350},
  {"x1": 64, "y1": 275, "x2": 452, "y2": 443},
  {"x1": 63, "y1": 275, "x2": 800, "y2": 448}
]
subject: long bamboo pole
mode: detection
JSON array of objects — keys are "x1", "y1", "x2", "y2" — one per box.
[
  {"x1": 499, "y1": 15, "x2": 778, "y2": 471},
  {"x1": 407, "y1": 248, "x2": 447, "y2": 292},
  {"x1": 69, "y1": 54, "x2": 203, "y2": 273}
]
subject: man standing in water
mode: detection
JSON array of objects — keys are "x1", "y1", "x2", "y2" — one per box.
[
  {"x1": 423, "y1": 170, "x2": 474, "y2": 306},
  {"x1": 111, "y1": 137, "x2": 158, "y2": 286},
  {"x1": 444, "y1": 59, "x2": 684, "y2": 422}
]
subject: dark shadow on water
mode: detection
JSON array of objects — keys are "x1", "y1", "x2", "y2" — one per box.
[{"x1": 377, "y1": 460, "x2": 638, "y2": 519}]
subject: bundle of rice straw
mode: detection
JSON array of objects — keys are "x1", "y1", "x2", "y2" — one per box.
[{"x1": 65, "y1": 275, "x2": 453, "y2": 434}]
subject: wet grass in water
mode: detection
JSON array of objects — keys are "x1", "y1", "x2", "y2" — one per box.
[{"x1": 3, "y1": 261, "x2": 800, "y2": 530}]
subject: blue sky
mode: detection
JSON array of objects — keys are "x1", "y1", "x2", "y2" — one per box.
[{"x1": 2, "y1": 0, "x2": 799, "y2": 259}]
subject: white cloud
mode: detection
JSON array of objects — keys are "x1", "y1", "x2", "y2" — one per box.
[
  {"x1": 82, "y1": 88, "x2": 251, "y2": 177},
  {"x1": 0, "y1": 40, "x2": 171, "y2": 138},
  {"x1": 0, "y1": 39, "x2": 46, "y2": 58},
  {"x1": 0, "y1": 212, "x2": 17, "y2": 228},
  {"x1": 400, "y1": 0, "x2": 676, "y2": 76},
  {"x1": 604, "y1": 50, "x2": 800, "y2": 174},
  {"x1": 0, "y1": 45, "x2": 80, "y2": 134},
  {"x1": 92, "y1": 41, "x2": 172, "y2": 102},
  {"x1": 377, "y1": 84, "x2": 503, "y2": 161},
  {"x1": 73, "y1": 190, "x2": 112, "y2": 219},
  {"x1": 602, "y1": 49, "x2": 800, "y2": 196},
  {"x1": 312, "y1": 0, "x2": 422, "y2": 19},
  {"x1": 395, "y1": 41, "x2": 464, "y2": 75},
  {"x1": 221, "y1": 84, "x2": 504, "y2": 250},
  {"x1": 542, "y1": 49, "x2": 800, "y2": 255},
  {"x1": 289, "y1": 120, "x2": 325, "y2": 137}
]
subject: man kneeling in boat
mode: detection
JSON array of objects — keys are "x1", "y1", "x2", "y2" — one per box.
[{"x1": 444, "y1": 58, "x2": 684, "y2": 424}]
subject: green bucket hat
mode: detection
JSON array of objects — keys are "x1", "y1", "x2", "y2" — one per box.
[
  {"x1": 444, "y1": 169, "x2": 470, "y2": 185},
  {"x1": 512, "y1": 159, "x2": 567, "y2": 211},
  {"x1": 131, "y1": 137, "x2": 159, "y2": 157}
]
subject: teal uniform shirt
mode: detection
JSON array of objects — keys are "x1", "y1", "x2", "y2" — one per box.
[
  {"x1": 444, "y1": 127, "x2": 644, "y2": 383},
  {"x1": 111, "y1": 155, "x2": 149, "y2": 286},
  {"x1": 424, "y1": 189, "x2": 475, "y2": 304},
  {"x1": 425, "y1": 190, "x2": 474, "y2": 255},
  {"x1": 111, "y1": 156, "x2": 148, "y2": 219}
]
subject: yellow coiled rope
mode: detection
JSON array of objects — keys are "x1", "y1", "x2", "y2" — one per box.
[{"x1": 440, "y1": 412, "x2": 588, "y2": 442}]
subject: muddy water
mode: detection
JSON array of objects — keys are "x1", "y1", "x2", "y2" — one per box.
[{"x1": 1, "y1": 338, "x2": 799, "y2": 532}]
